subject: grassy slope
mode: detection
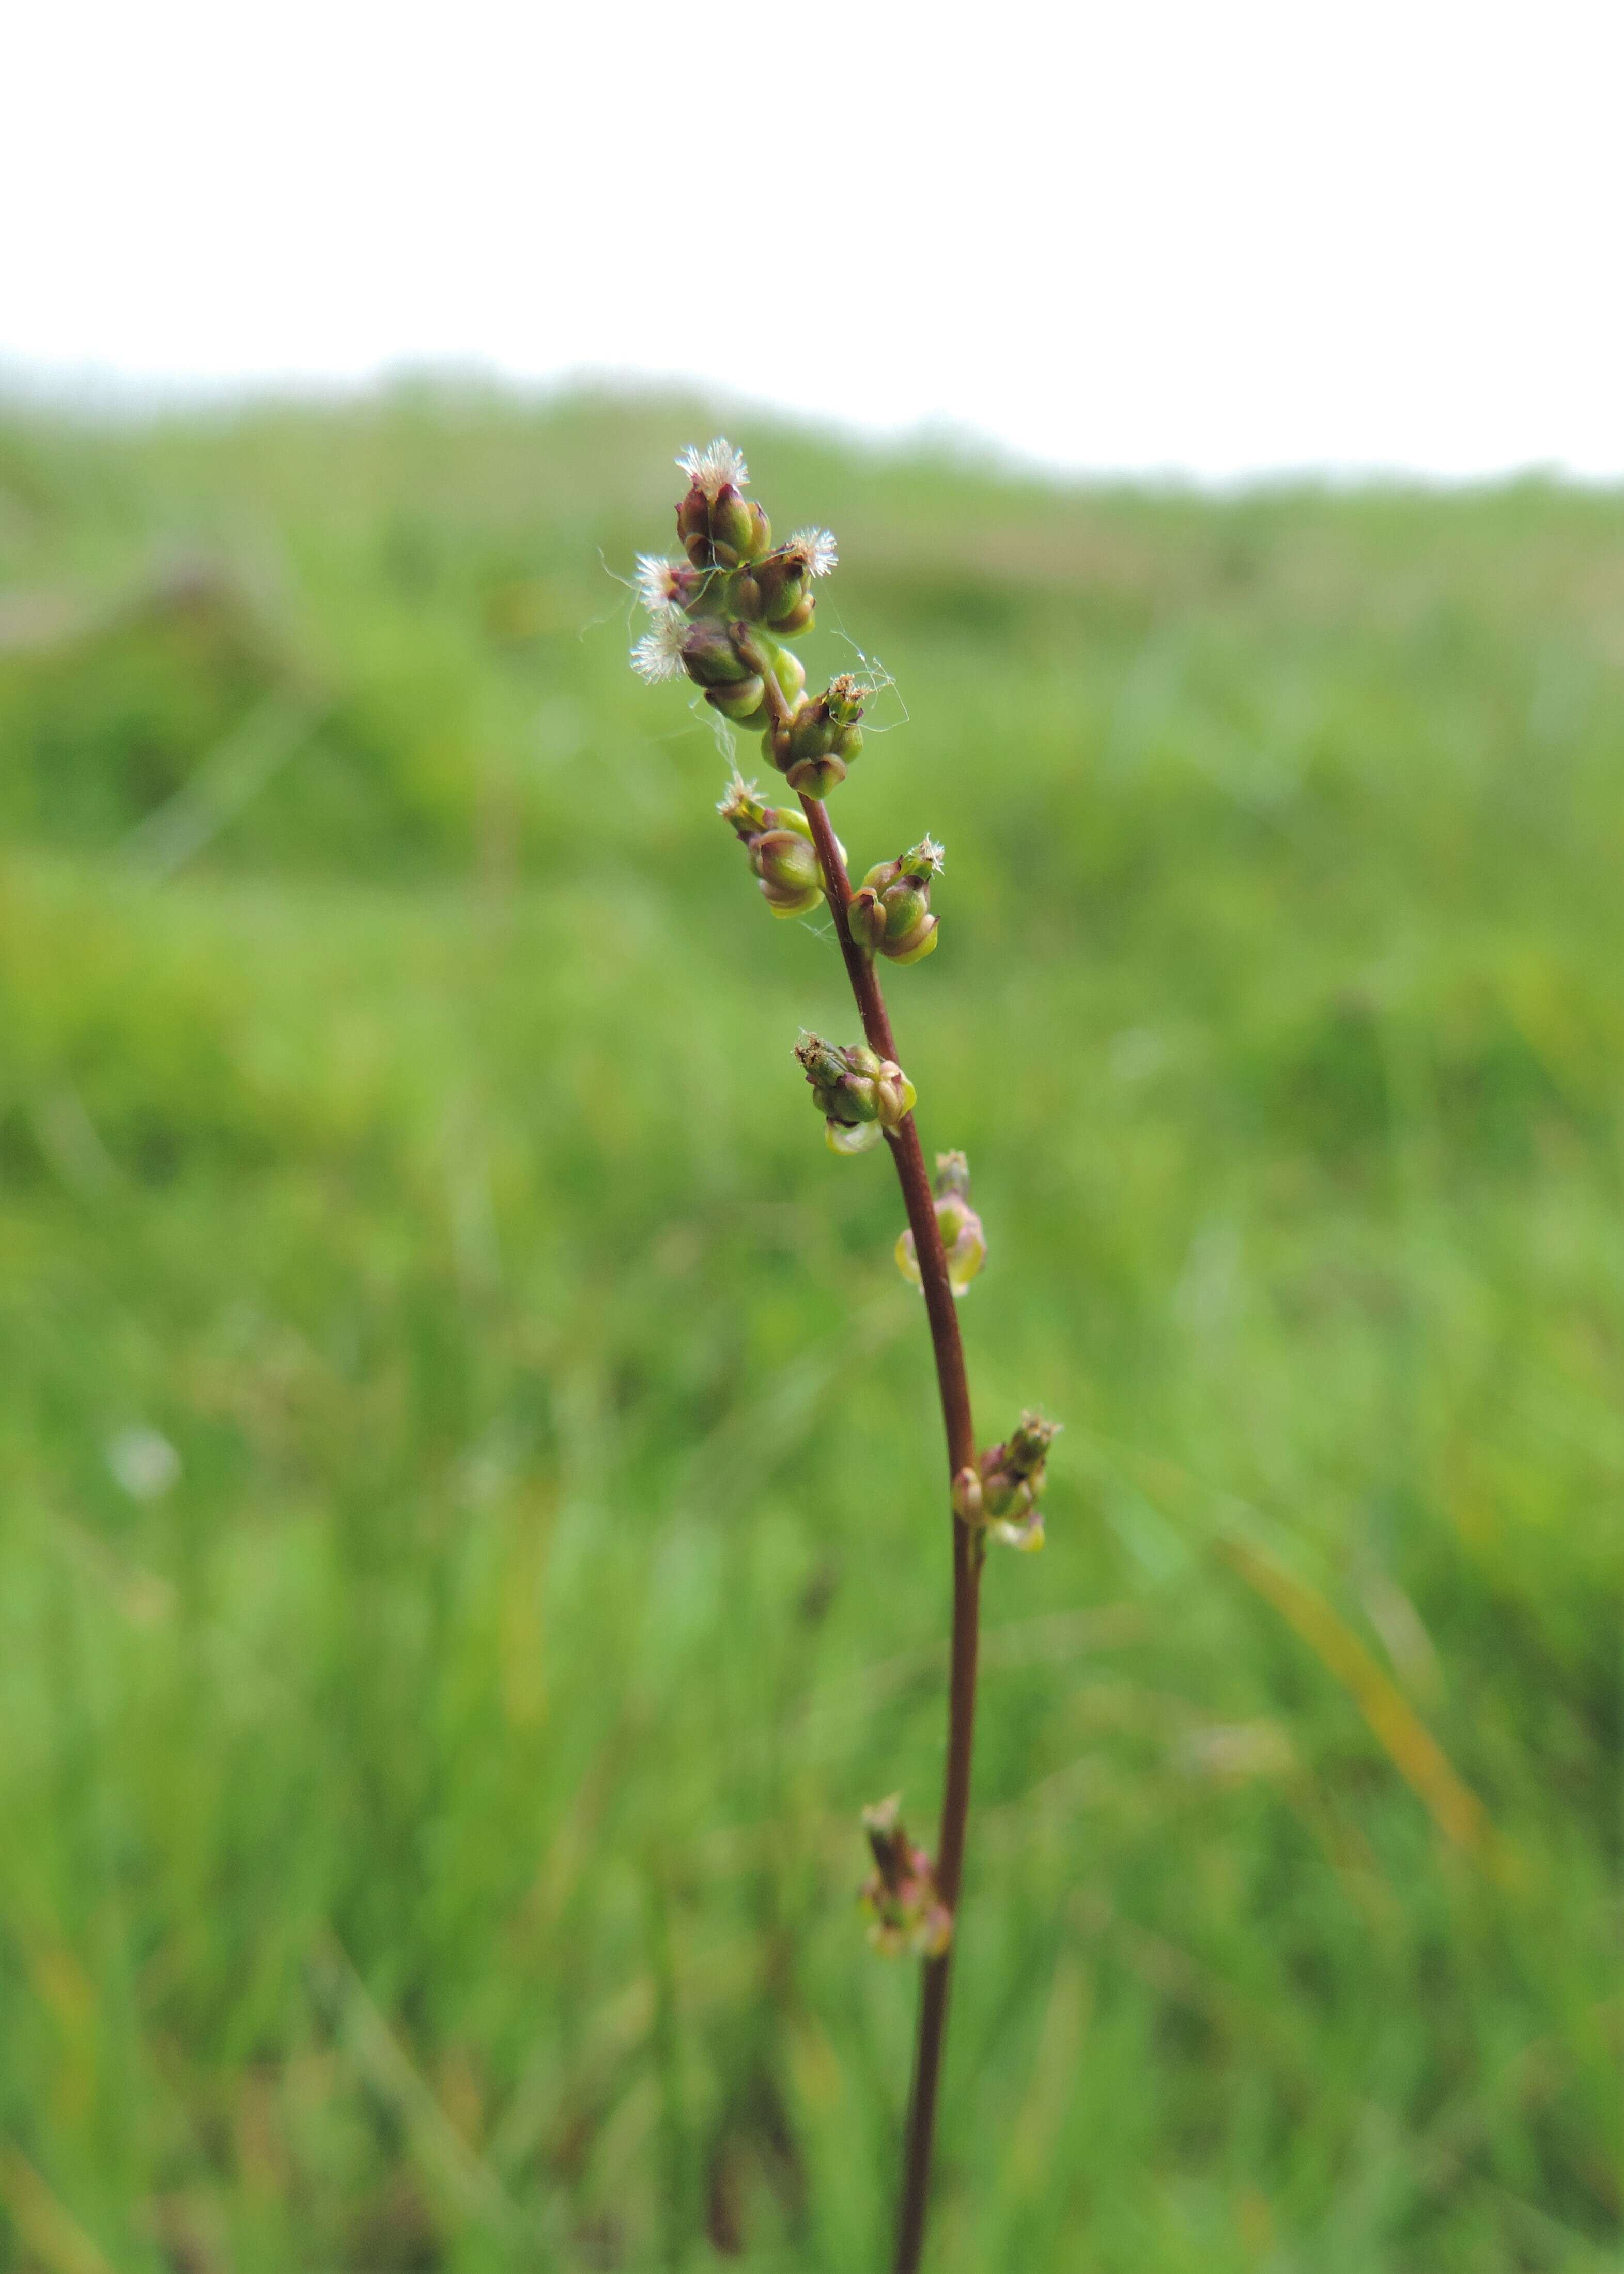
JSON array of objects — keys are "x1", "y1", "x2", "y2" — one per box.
[{"x1": 0, "y1": 394, "x2": 1618, "y2": 2272}]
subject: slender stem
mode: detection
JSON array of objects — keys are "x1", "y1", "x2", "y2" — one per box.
[{"x1": 795, "y1": 784, "x2": 982, "y2": 2273}]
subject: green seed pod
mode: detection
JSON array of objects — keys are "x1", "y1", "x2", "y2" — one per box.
[
  {"x1": 705, "y1": 675, "x2": 766, "y2": 722},
  {"x1": 786, "y1": 751, "x2": 847, "y2": 798},
  {"x1": 672, "y1": 442, "x2": 766, "y2": 568},
  {"x1": 847, "y1": 887, "x2": 888, "y2": 956},
  {"x1": 859, "y1": 836, "x2": 944, "y2": 963},
  {"x1": 771, "y1": 594, "x2": 816, "y2": 637},
  {"x1": 795, "y1": 1033, "x2": 915, "y2": 1154},
  {"x1": 749, "y1": 827, "x2": 823, "y2": 918},
  {"x1": 769, "y1": 642, "x2": 806, "y2": 709},
  {"x1": 765, "y1": 674, "x2": 869, "y2": 796},
  {"x1": 730, "y1": 568, "x2": 765, "y2": 620},
  {"x1": 895, "y1": 1151, "x2": 987, "y2": 1296},
  {"x1": 708, "y1": 485, "x2": 767, "y2": 568},
  {"x1": 965, "y1": 1411, "x2": 1061, "y2": 1552},
  {"x1": 680, "y1": 618, "x2": 752, "y2": 687}
]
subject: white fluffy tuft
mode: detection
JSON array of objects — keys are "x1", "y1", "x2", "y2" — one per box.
[
  {"x1": 787, "y1": 527, "x2": 838, "y2": 578},
  {"x1": 635, "y1": 554, "x2": 684, "y2": 614},
  {"x1": 630, "y1": 610, "x2": 688, "y2": 684},
  {"x1": 676, "y1": 437, "x2": 749, "y2": 498}
]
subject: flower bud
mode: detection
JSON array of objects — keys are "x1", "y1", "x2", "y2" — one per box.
[
  {"x1": 795, "y1": 1032, "x2": 916, "y2": 1155},
  {"x1": 858, "y1": 837, "x2": 943, "y2": 964},
  {"x1": 963, "y1": 1411, "x2": 1061, "y2": 1552},
  {"x1": 749, "y1": 827, "x2": 823, "y2": 917},
  {"x1": 895, "y1": 1150, "x2": 987, "y2": 1297},
  {"x1": 730, "y1": 568, "x2": 765, "y2": 620},
  {"x1": 766, "y1": 675, "x2": 868, "y2": 800},
  {"x1": 710, "y1": 487, "x2": 770, "y2": 568},
  {"x1": 705, "y1": 675, "x2": 767, "y2": 724},
  {"x1": 679, "y1": 618, "x2": 753, "y2": 688},
  {"x1": 859, "y1": 1795, "x2": 952, "y2": 1959},
  {"x1": 847, "y1": 886, "x2": 888, "y2": 956},
  {"x1": 754, "y1": 528, "x2": 837, "y2": 625},
  {"x1": 672, "y1": 440, "x2": 769, "y2": 570},
  {"x1": 771, "y1": 595, "x2": 816, "y2": 637},
  {"x1": 951, "y1": 1467, "x2": 984, "y2": 1522},
  {"x1": 717, "y1": 772, "x2": 844, "y2": 859}
]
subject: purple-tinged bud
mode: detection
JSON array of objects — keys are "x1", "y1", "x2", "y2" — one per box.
[
  {"x1": 749, "y1": 827, "x2": 823, "y2": 917},
  {"x1": 672, "y1": 440, "x2": 767, "y2": 568},
  {"x1": 847, "y1": 886, "x2": 888, "y2": 956},
  {"x1": 859, "y1": 836, "x2": 944, "y2": 965},
  {"x1": 676, "y1": 483, "x2": 713, "y2": 568},
  {"x1": 951, "y1": 1467, "x2": 984, "y2": 1523},
  {"x1": 896, "y1": 1150, "x2": 987, "y2": 1297},
  {"x1": 679, "y1": 618, "x2": 753, "y2": 687},
  {"x1": 965, "y1": 1410, "x2": 1061, "y2": 1552},
  {"x1": 859, "y1": 1796, "x2": 952, "y2": 1959}
]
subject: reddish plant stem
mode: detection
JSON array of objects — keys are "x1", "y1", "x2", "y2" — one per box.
[{"x1": 796, "y1": 786, "x2": 982, "y2": 2274}]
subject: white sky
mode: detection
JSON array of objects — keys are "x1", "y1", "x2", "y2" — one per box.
[{"x1": 5, "y1": 0, "x2": 1621, "y2": 480}]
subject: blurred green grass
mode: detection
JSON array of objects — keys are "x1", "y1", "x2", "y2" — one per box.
[{"x1": 0, "y1": 391, "x2": 1618, "y2": 2272}]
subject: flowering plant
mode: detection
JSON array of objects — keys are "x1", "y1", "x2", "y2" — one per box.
[{"x1": 629, "y1": 440, "x2": 1058, "y2": 2269}]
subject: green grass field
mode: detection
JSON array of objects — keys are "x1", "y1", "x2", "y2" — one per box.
[{"x1": 0, "y1": 392, "x2": 1618, "y2": 2271}]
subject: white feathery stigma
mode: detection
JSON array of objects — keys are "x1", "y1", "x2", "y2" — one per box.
[
  {"x1": 630, "y1": 610, "x2": 688, "y2": 684},
  {"x1": 676, "y1": 438, "x2": 749, "y2": 499},
  {"x1": 914, "y1": 835, "x2": 946, "y2": 873},
  {"x1": 635, "y1": 554, "x2": 685, "y2": 615},
  {"x1": 716, "y1": 770, "x2": 761, "y2": 815},
  {"x1": 788, "y1": 527, "x2": 838, "y2": 578}
]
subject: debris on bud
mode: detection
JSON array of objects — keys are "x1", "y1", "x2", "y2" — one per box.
[
  {"x1": 856, "y1": 837, "x2": 944, "y2": 964},
  {"x1": 961, "y1": 1411, "x2": 1061, "y2": 1552},
  {"x1": 795, "y1": 1032, "x2": 916, "y2": 1155},
  {"x1": 859, "y1": 1796, "x2": 952, "y2": 1958},
  {"x1": 896, "y1": 1150, "x2": 987, "y2": 1297}
]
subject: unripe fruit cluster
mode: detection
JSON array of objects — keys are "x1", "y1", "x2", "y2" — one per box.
[{"x1": 795, "y1": 1033, "x2": 916, "y2": 1156}]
